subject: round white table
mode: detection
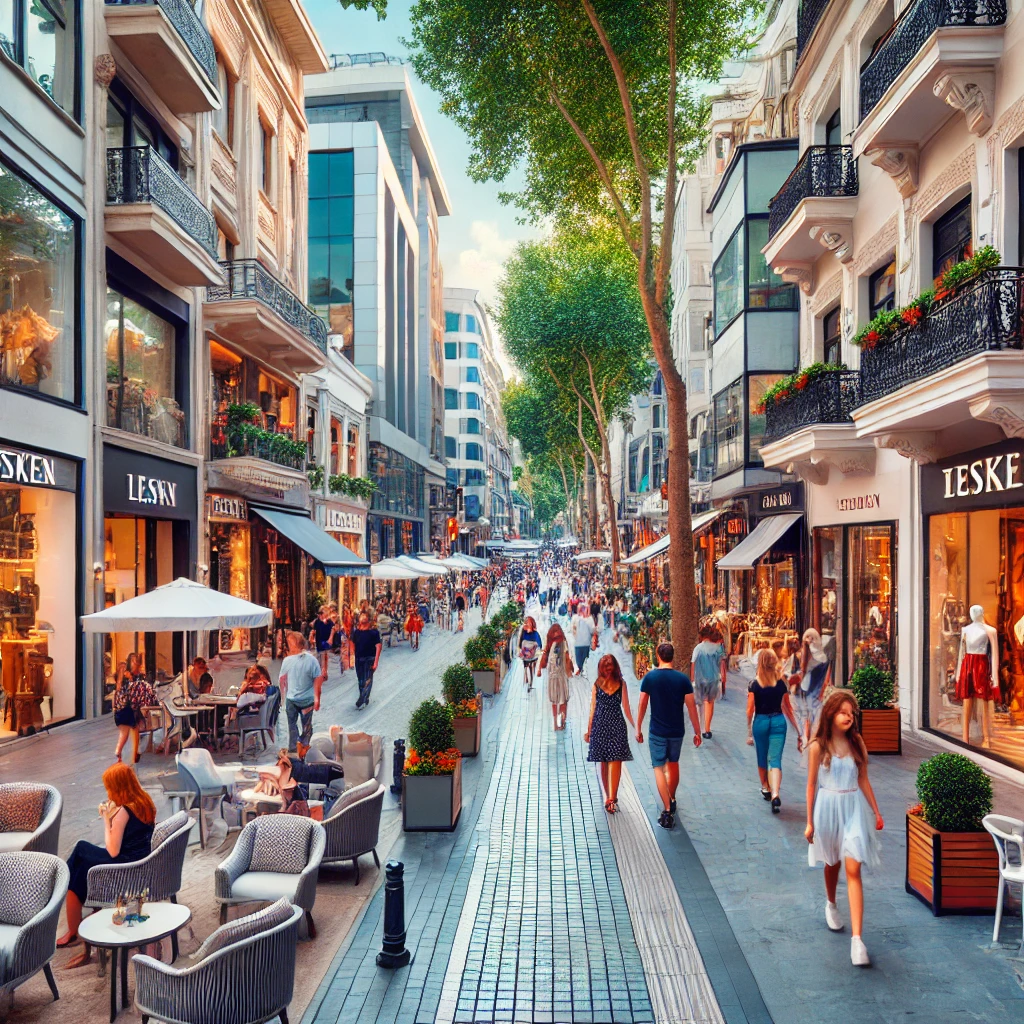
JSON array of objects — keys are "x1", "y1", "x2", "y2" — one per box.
[{"x1": 78, "y1": 901, "x2": 192, "y2": 1022}]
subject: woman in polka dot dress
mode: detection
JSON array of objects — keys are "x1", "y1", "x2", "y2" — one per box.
[{"x1": 585, "y1": 655, "x2": 635, "y2": 813}]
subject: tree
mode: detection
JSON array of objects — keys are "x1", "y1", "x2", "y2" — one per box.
[
  {"x1": 497, "y1": 227, "x2": 651, "y2": 571},
  {"x1": 408, "y1": 0, "x2": 756, "y2": 657},
  {"x1": 338, "y1": 0, "x2": 389, "y2": 18}
]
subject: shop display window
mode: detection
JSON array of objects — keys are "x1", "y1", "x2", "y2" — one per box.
[
  {"x1": 0, "y1": 162, "x2": 78, "y2": 403},
  {"x1": 812, "y1": 527, "x2": 843, "y2": 671},
  {"x1": 210, "y1": 521, "x2": 251, "y2": 653},
  {"x1": 106, "y1": 288, "x2": 184, "y2": 447},
  {"x1": 257, "y1": 370, "x2": 296, "y2": 436},
  {"x1": 927, "y1": 510, "x2": 1024, "y2": 770},
  {"x1": 849, "y1": 525, "x2": 894, "y2": 674}
]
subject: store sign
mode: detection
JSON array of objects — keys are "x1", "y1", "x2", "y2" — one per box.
[
  {"x1": 126, "y1": 474, "x2": 177, "y2": 507},
  {"x1": 0, "y1": 445, "x2": 76, "y2": 492},
  {"x1": 207, "y1": 495, "x2": 248, "y2": 521},
  {"x1": 837, "y1": 493, "x2": 882, "y2": 512},
  {"x1": 326, "y1": 508, "x2": 364, "y2": 534},
  {"x1": 103, "y1": 444, "x2": 197, "y2": 522},
  {"x1": 756, "y1": 483, "x2": 804, "y2": 516},
  {"x1": 941, "y1": 455, "x2": 1024, "y2": 498},
  {"x1": 922, "y1": 439, "x2": 1024, "y2": 515}
]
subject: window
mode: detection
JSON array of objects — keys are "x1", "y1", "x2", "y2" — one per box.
[
  {"x1": 463, "y1": 468, "x2": 486, "y2": 486},
  {"x1": 107, "y1": 83, "x2": 179, "y2": 169},
  {"x1": 465, "y1": 314, "x2": 478, "y2": 333},
  {"x1": 465, "y1": 418, "x2": 481, "y2": 435},
  {"x1": 258, "y1": 118, "x2": 272, "y2": 194},
  {"x1": 346, "y1": 423, "x2": 358, "y2": 475},
  {"x1": 465, "y1": 342, "x2": 479, "y2": 359},
  {"x1": 1, "y1": 0, "x2": 77, "y2": 116},
  {"x1": 256, "y1": 370, "x2": 295, "y2": 436},
  {"x1": 0, "y1": 162, "x2": 78, "y2": 403},
  {"x1": 932, "y1": 196, "x2": 972, "y2": 281},
  {"x1": 869, "y1": 259, "x2": 896, "y2": 319},
  {"x1": 444, "y1": 311, "x2": 460, "y2": 332},
  {"x1": 747, "y1": 219, "x2": 796, "y2": 310},
  {"x1": 465, "y1": 392, "x2": 481, "y2": 410},
  {"x1": 213, "y1": 54, "x2": 235, "y2": 147},
  {"x1": 444, "y1": 388, "x2": 458, "y2": 410},
  {"x1": 444, "y1": 341, "x2": 457, "y2": 359},
  {"x1": 106, "y1": 288, "x2": 184, "y2": 447},
  {"x1": 308, "y1": 151, "x2": 354, "y2": 359},
  {"x1": 748, "y1": 375, "x2": 785, "y2": 465},
  {"x1": 652, "y1": 371, "x2": 663, "y2": 396},
  {"x1": 825, "y1": 108, "x2": 841, "y2": 147},
  {"x1": 690, "y1": 367, "x2": 704, "y2": 394},
  {"x1": 713, "y1": 380, "x2": 743, "y2": 475},
  {"x1": 445, "y1": 436, "x2": 457, "y2": 459},
  {"x1": 652, "y1": 405, "x2": 662, "y2": 428},
  {"x1": 465, "y1": 443, "x2": 483, "y2": 461},
  {"x1": 823, "y1": 306, "x2": 841, "y2": 365},
  {"x1": 713, "y1": 226, "x2": 743, "y2": 335},
  {"x1": 465, "y1": 366, "x2": 480, "y2": 384}
]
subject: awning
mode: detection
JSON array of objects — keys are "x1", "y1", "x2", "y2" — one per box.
[
  {"x1": 620, "y1": 509, "x2": 728, "y2": 566},
  {"x1": 716, "y1": 512, "x2": 802, "y2": 571},
  {"x1": 251, "y1": 506, "x2": 371, "y2": 577}
]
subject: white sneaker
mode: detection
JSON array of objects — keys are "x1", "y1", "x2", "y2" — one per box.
[
  {"x1": 825, "y1": 901, "x2": 843, "y2": 932},
  {"x1": 850, "y1": 936, "x2": 870, "y2": 967}
]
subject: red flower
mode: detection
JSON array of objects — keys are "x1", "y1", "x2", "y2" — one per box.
[
  {"x1": 866, "y1": 330, "x2": 879, "y2": 343},
  {"x1": 902, "y1": 306, "x2": 922, "y2": 326},
  {"x1": 795, "y1": 374, "x2": 809, "y2": 390},
  {"x1": 908, "y1": 803, "x2": 923, "y2": 817}
]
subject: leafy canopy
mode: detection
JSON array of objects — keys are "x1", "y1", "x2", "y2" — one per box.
[{"x1": 338, "y1": 0, "x2": 389, "y2": 19}]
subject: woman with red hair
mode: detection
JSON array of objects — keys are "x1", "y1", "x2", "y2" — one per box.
[{"x1": 58, "y1": 762, "x2": 156, "y2": 965}]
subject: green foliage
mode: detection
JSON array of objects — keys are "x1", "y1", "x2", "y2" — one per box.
[
  {"x1": 307, "y1": 464, "x2": 325, "y2": 489},
  {"x1": 441, "y1": 663, "x2": 476, "y2": 705},
  {"x1": 916, "y1": 753, "x2": 993, "y2": 833},
  {"x1": 492, "y1": 601, "x2": 522, "y2": 633},
  {"x1": 328, "y1": 473, "x2": 377, "y2": 500},
  {"x1": 464, "y1": 632, "x2": 497, "y2": 671},
  {"x1": 512, "y1": 465, "x2": 523, "y2": 482},
  {"x1": 848, "y1": 665, "x2": 895, "y2": 711},
  {"x1": 408, "y1": 697, "x2": 455, "y2": 755},
  {"x1": 758, "y1": 362, "x2": 847, "y2": 412},
  {"x1": 227, "y1": 402, "x2": 261, "y2": 428},
  {"x1": 338, "y1": 0, "x2": 388, "y2": 18}
]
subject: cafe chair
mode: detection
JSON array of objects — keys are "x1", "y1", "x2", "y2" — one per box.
[
  {"x1": 222, "y1": 689, "x2": 281, "y2": 757},
  {"x1": 320, "y1": 779, "x2": 384, "y2": 884},
  {"x1": 0, "y1": 852, "x2": 69, "y2": 1016},
  {"x1": 983, "y1": 814, "x2": 1024, "y2": 946},
  {"x1": 175, "y1": 750, "x2": 235, "y2": 849},
  {"x1": 133, "y1": 899, "x2": 302, "y2": 1024},
  {"x1": 0, "y1": 783, "x2": 62, "y2": 855}
]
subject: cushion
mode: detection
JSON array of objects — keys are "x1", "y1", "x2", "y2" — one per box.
[
  {"x1": 228, "y1": 872, "x2": 301, "y2": 903},
  {"x1": 0, "y1": 921, "x2": 21, "y2": 968},
  {"x1": 327, "y1": 779, "x2": 379, "y2": 821},
  {"x1": 0, "y1": 787, "x2": 46, "y2": 834},
  {"x1": 193, "y1": 896, "x2": 292, "y2": 961},
  {"x1": 249, "y1": 817, "x2": 310, "y2": 874},
  {"x1": 0, "y1": 853, "x2": 57, "y2": 926},
  {"x1": 0, "y1": 832, "x2": 33, "y2": 854}
]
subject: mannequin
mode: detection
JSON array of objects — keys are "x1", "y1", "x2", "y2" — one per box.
[{"x1": 954, "y1": 605, "x2": 998, "y2": 747}]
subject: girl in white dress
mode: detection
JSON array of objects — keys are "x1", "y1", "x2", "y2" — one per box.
[{"x1": 805, "y1": 691, "x2": 884, "y2": 968}]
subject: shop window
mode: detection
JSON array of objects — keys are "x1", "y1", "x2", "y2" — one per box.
[
  {"x1": 212, "y1": 54, "x2": 235, "y2": 148},
  {"x1": 465, "y1": 342, "x2": 479, "y2": 359},
  {"x1": 812, "y1": 527, "x2": 843, "y2": 675},
  {"x1": 105, "y1": 288, "x2": 184, "y2": 447},
  {"x1": 308, "y1": 150, "x2": 354, "y2": 360},
  {"x1": 747, "y1": 374, "x2": 785, "y2": 465},
  {"x1": 346, "y1": 423, "x2": 358, "y2": 475},
  {"x1": 444, "y1": 387, "x2": 458, "y2": 410},
  {"x1": 848, "y1": 524, "x2": 894, "y2": 675},
  {"x1": 868, "y1": 258, "x2": 896, "y2": 319},
  {"x1": 465, "y1": 392, "x2": 480, "y2": 410},
  {"x1": 209, "y1": 341, "x2": 241, "y2": 457},
  {"x1": 713, "y1": 225, "x2": 743, "y2": 335},
  {"x1": 825, "y1": 108, "x2": 841, "y2": 147},
  {"x1": 209, "y1": 520, "x2": 251, "y2": 653},
  {"x1": 713, "y1": 380, "x2": 743, "y2": 475},
  {"x1": 445, "y1": 436, "x2": 456, "y2": 459},
  {"x1": 823, "y1": 306, "x2": 841, "y2": 365},
  {"x1": 932, "y1": 195, "x2": 972, "y2": 282},
  {"x1": 1, "y1": 0, "x2": 77, "y2": 117},
  {"x1": 747, "y1": 219, "x2": 796, "y2": 310},
  {"x1": 445, "y1": 311, "x2": 460, "y2": 332},
  {"x1": 256, "y1": 371, "x2": 295, "y2": 436},
  {"x1": 0, "y1": 162, "x2": 78, "y2": 403}
]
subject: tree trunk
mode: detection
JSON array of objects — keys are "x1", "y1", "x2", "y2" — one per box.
[{"x1": 587, "y1": 455, "x2": 599, "y2": 548}]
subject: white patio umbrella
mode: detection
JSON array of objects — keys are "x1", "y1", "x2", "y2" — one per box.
[
  {"x1": 396, "y1": 555, "x2": 449, "y2": 576},
  {"x1": 442, "y1": 554, "x2": 480, "y2": 571},
  {"x1": 369, "y1": 558, "x2": 422, "y2": 581},
  {"x1": 415, "y1": 554, "x2": 454, "y2": 572}
]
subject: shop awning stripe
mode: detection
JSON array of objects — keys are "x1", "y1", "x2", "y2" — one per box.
[
  {"x1": 250, "y1": 506, "x2": 371, "y2": 576},
  {"x1": 716, "y1": 512, "x2": 802, "y2": 571},
  {"x1": 620, "y1": 509, "x2": 727, "y2": 565}
]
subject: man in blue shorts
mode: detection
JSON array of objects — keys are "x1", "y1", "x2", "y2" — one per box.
[{"x1": 635, "y1": 642, "x2": 702, "y2": 829}]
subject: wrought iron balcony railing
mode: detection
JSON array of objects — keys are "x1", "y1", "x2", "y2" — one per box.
[
  {"x1": 797, "y1": 0, "x2": 832, "y2": 60},
  {"x1": 763, "y1": 370, "x2": 861, "y2": 441},
  {"x1": 106, "y1": 146, "x2": 218, "y2": 257},
  {"x1": 767, "y1": 146, "x2": 858, "y2": 239},
  {"x1": 208, "y1": 260, "x2": 328, "y2": 353},
  {"x1": 105, "y1": 0, "x2": 217, "y2": 85},
  {"x1": 859, "y1": 268, "x2": 1024, "y2": 406},
  {"x1": 860, "y1": 0, "x2": 1007, "y2": 120},
  {"x1": 209, "y1": 424, "x2": 306, "y2": 471}
]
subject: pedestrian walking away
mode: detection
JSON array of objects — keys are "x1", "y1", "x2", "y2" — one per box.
[
  {"x1": 789, "y1": 628, "x2": 832, "y2": 749},
  {"x1": 279, "y1": 630, "x2": 325, "y2": 755},
  {"x1": 636, "y1": 642, "x2": 702, "y2": 829},
  {"x1": 539, "y1": 622, "x2": 572, "y2": 730},
  {"x1": 690, "y1": 625, "x2": 727, "y2": 739},
  {"x1": 519, "y1": 616, "x2": 542, "y2": 690},
  {"x1": 571, "y1": 605, "x2": 597, "y2": 677},
  {"x1": 805, "y1": 690, "x2": 884, "y2": 967},
  {"x1": 454, "y1": 590, "x2": 466, "y2": 632},
  {"x1": 746, "y1": 648, "x2": 801, "y2": 813},
  {"x1": 585, "y1": 654, "x2": 635, "y2": 814},
  {"x1": 310, "y1": 605, "x2": 336, "y2": 676},
  {"x1": 404, "y1": 601, "x2": 424, "y2": 650},
  {"x1": 351, "y1": 611, "x2": 383, "y2": 708}
]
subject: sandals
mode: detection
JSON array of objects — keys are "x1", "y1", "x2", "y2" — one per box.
[
  {"x1": 605, "y1": 799, "x2": 619, "y2": 814},
  {"x1": 56, "y1": 934, "x2": 79, "y2": 948}
]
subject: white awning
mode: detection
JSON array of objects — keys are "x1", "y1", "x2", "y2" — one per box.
[
  {"x1": 620, "y1": 509, "x2": 728, "y2": 566},
  {"x1": 716, "y1": 512, "x2": 802, "y2": 571}
]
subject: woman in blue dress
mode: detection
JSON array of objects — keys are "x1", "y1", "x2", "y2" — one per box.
[{"x1": 585, "y1": 655, "x2": 635, "y2": 813}]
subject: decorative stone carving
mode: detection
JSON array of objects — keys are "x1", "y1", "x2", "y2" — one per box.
[
  {"x1": 933, "y1": 71, "x2": 994, "y2": 137},
  {"x1": 912, "y1": 145, "x2": 976, "y2": 221},
  {"x1": 867, "y1": 147, "x2": 919, "y2": 199},
  {"x1": 875, "y1": 431, "x2": 941, "y2": 464},
  {"x1": 830, "y1": 450, "x2": 877, "y2": 477},
  {"x1": 789, "y1": 460, "x2": 830, "y2": 486},
  {"x1": 777, "y1": 266, "x2": 813, "y2": 293},
  {"x1": 968, "y1": 395, "x2": 1024, "y2": 440},
  {"x1": 808, "y1": 226, "x2": 853, "y2": 264},
  {"x1": 94, "y1": 54, "x2": 116, "y2": 87},
  {"x1": 853, "y1": 214, "x2": 898, "y2": 276},
  {"x1": 812, "y1": 272, "x2": 842, "y2": 317}
]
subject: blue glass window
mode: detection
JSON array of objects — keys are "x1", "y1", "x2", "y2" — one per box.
[{"x1": 445, "y1": 311, "x2": 460, "y2": 332}]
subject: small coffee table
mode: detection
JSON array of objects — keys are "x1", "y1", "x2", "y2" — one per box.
[{"x1": 78, "y1": 901, "x2": 192, "y2": 1022}]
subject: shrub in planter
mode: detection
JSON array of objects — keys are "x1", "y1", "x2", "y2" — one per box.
[
  {"x1": 916, "y1": 752, "x2": 992, "y2": 833},
  {"x1": 463, "y1": 634, "x2": 496, "y2": 671},
  {"x1": 408, "y1": 698, "x2": 454, "y2": 757},
  {"x1": 850, "y1": 666, "x2": 900, "y2": 754},
  {"x1": 848, "y1": 666, "x2": 894, "y2": 710},
  {"x1": 442, "y1": 663, "x2": 476, "y2": 705},
  {"x1": 403, "y1": 698, "x2": 463, "y2": 831}
]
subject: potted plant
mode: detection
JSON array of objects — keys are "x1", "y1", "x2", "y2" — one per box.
[
  {"x1": 849, "y1": 666, "x2": 900, "y2": 754},
  {"x1": 442, "y1": 663, "x2": 481, "y2": 757},
  {"x1": 906, "y1": 752, "x2": 998, "y2": 915},
  {"x1": 403, "y1": 698, "x2": 462, "y2": 832},
  {"x1": 466, "y1": 624, "x2": 499, "y2": 695}
]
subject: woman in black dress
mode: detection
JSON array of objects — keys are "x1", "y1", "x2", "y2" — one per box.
[
  {"x1": 112, "y1": 652, "x2": 145, "y2": 764},
  {"x1": 59, "y1": 762, "x2": 156, "y2": 966},
  {"x1": 585, "y1": 655, "x2": 635, "y2": 814}
]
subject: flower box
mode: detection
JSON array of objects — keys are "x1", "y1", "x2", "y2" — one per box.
[
  {"x1": 453, "y1": 709, "x2": 481, "y2": 757},
  {"x1": 403, "y1": 759, "x2": 462, "y2": 832},
  {"x1": 859, "y1": 707, "x2": 901, "y2": 755},
  {"x1": 473, "y1": 668, "x2": 497, "y2": 696},
  {"x1": 905, "y1": 813, "x2": 999, "y2": 915}
]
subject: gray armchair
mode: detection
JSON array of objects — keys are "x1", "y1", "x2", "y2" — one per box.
[
  {"x1": 133, "y1": 902, "x2": 302, "y2": 1024},
  {"x1": 0, "y1": 852, "x2": 69, "y2": 1015},
  {"x1": 223, "y1": 689, "x2": 281, "y2": 756},
  {"x1": 0, "y1": 783, "x2": 62, "y2": 855},
  {"x1": 321, "y1": 780, "x2": 385, "y2": 883},
  {"x1": 215, "y1": 816, "x2": 325, "y2": 938}
]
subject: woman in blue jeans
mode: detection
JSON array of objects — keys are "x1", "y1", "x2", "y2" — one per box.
[{"x1": 746, "y1": 648, "x2": 801, "y2": 814}]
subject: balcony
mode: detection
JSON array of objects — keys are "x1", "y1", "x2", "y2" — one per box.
[
  {"x1": 797, "y1": 0, "x2": 833, "y2": 61},
  {"x1": 207, "y1": 422, "x2": 309, "y2": 508},
  {"x1": 761, "y1": 370, "x2": 875, "y2": 482},
  {"x1": 764, "y1": 147, "x2": 858, "y2": 278},
  {"x1": 104, "y1": 0, "x2": 220, "y2": 114},
  {"x1": 105, "y1": 147, "x2": 222, "y2": 287},
  {"x1": 854, "y1": 0, "x2": 1005, "y2": 169},
  {"x1": 205, "y1": 260, "x2": 328, "y2": 376},
  {"x1": 853, "y1": 268, "x2": 1024, "y2": 461}
]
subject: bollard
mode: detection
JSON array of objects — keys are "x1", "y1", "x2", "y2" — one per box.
[
  {"x1": 391, "y1": 738, "x2": 406, "y2": 796},
  {"x1": 376, "y1": 860, "x2": 412, "y2": 968}
]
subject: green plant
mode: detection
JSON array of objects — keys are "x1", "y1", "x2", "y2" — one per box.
[
  {"x1": 442, "y1": 663, "x2": 476, "y2": 705},
  {"x1": 848, "y1": 665, "x2": 895, "y2": 711},
  {"x1": 464, "y1": 633, "x2": 496, "y2": 670},
  {"x1": 328, "y1": 473, "x2": 378, "y2": 500},
  {"x1": 758, "y1": 362, "x2": 847, "y2": 412},
  {"x1": 916, "y1": 752, "x2": 993, "y2": 833},
  {"x1": 307, "y1": 463, "x2": 324, "y2": 489},
  {"x1": 227, "y1": 402, "x2": 261, "y2": 428},
  {"x1": 408, "y1": 698, "x2": 455, "y2": 755}
]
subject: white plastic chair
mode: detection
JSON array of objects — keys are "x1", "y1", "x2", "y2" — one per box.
[{"x1": 983, "y1": 814, "x2": 1024, "y2": 946}]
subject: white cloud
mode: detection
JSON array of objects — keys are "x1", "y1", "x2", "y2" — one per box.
[{"x1": 446, "y1": 220, "x2": 519, "y2": 307}]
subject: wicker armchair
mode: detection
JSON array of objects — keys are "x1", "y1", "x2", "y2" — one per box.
[
  {"x1": 214, "y1": 816, "x2": 324, "y2": 938},
  {"x1": 133, "y1": 903, "x2": 302, "y2": 1024},
  {"x1": 0, "y1": 783, "x2": 62, "y2": 855},
  {"x1": 321, "y1": 780, "x2": 384, "y2": 883},
  {"x1": 0, "y1": 853, "x2": 69, "y2": 1013}
]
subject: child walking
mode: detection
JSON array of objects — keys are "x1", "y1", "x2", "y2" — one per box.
[{"x1": 804, "y1": 691, "x2": 884, "y2": 967}]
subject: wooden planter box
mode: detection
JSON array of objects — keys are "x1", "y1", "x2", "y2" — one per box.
[
  {"x1": 453, "y1": 709, "x2": 481, "y2": 757},
  {"x1": 403, "y1": 760, "x2": 462, "y2": 832},
  {"x1": 859, "y1": 707, "x2": 902, "y2": 754},
  {"x1": 905, "y1": 813, "x2": 1000, "y2": 915},
  {"x1": 473, "y1": 667, "x2": 497, "y2": 696}
]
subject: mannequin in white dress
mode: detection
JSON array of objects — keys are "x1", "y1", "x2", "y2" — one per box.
[{"x1": 954, "y1": 605, "x2": 998, "y2": 747}]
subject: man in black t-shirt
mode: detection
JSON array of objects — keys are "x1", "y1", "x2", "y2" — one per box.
[
  {"x1": 635, "y1": 642, "x2": 702, "y2": 829},
  {"x1": 351, "y1": 612, "x2": 382, "y2": 709}
]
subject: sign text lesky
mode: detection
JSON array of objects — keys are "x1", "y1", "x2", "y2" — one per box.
[{"x1": 942, "y1": 452, "x2": 1024, "y2": 498}]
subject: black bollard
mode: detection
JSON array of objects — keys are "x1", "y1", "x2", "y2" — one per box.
[
  {"x1": 376, "y1": 860, "x2": 412, "y2": 968},
  {"x1": 391, "y1": 738, "x2": 406, "y2": 796}
]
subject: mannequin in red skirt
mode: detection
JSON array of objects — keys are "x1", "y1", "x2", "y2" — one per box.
[{"x1": 954, "y1": 604, "x2": 998, "y2": 748}]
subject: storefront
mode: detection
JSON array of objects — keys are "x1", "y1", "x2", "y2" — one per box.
[
  {"x1": 102, "y1": 444, "x2": 197, "y2": 698},
  {"x1": 321, "y1": 498, "x2": 367, "y2": 607},
  {"x1": 367, "y1": 442, "x2": 425, "y2": 561},
  {"x1": 694, "y1": 506, "x2": 747, "y2": 614},
  {"x1": 0, "y1": 442, "x2": 80, "y2": 739},
  {"x1": 922, "y1": 438, "x2": 1024, "y2": 772}
]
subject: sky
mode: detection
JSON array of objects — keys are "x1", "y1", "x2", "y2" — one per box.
[{"x1": 304, "y1": 0, "x2": 541, "y2": 327}]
